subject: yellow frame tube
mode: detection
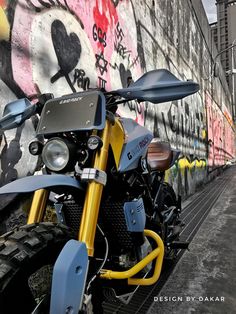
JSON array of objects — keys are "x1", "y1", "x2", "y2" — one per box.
[
  {"x1": 27, "y1": 189, "x2": 49, "y2": 224},
  {"x1": 79, "y1": 121, "x2": 112, "y2": 256},
  {"x1": 100, "y1": 229, "x2": 164, "y2": 286}
]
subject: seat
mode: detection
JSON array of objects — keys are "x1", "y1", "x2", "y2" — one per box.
[{"x1": 147, "y1": 140, "x2": 173, "y2": 171}]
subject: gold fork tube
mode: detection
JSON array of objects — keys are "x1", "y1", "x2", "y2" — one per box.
[
  {"x1": 79, "y1": 121, "x2": 111, "y2": 256},
  {"x1": 27, "y1": 189, "x2": 49, "y2": 224}
]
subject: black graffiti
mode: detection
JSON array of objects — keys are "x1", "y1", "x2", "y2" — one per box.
[
  {"x1": 112, "y1": 0, "x2": 120, "y2": 7},
  {"x1": 114, "y1": 22, "x2": 132, "y2": 59},
  {"x1": 109, "y1": 62, "x2": 119, "y2": 70},
  {"x1": 98, "y1": 76, "x2": 107, "y2": 89},
  {"x1": 50, "y1": 20, "x2": 81, "y2": 92},
  {"x1": 26, "y1": 0, "x2": 70, "y2": 12},
  {"x1": 0, "y1": 127, "x2": 23, "y2": 186},
  {"x1": 92, "y1": 24, "x2": 107, "y2": 48},
  {"x1": 119, "y1": 63, "x2": 132, "y2": 88},
  {"x1": 167, "y1": 100, "x2": 204, "y2": 142},
  {"x1": 73, "y1": 69, "x2": 90, "y2": 90},
  {"x1": 129, "y1": 55, "x2": 139, "y2": 68},
  {"x1": 119, "y1": 63, "x2": 142, "y2": 116},
  {"x1": 125, "y1": 100, "x2": 142, "y2": 115},
  {"x1": 95, "y1": 51, "x2": 108, "y2": 76},
  {"x1": 115, "y1": 22, "x2": 124, "y2": 42},
  {"x1": 115, "y1": 43, "x2": 132, "y2": 59},
  {"x1": 168, "y1": 101, "x2": 178, "y2": 133}
]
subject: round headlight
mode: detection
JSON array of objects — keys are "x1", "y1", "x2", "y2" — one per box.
[{"x1": 42, "y1": 138, "x2": 70, "y2": 171}]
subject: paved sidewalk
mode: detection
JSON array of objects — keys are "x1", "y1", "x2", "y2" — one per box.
[{"x1": 148, "y1": 166, "x2": 236, "y2": 314}]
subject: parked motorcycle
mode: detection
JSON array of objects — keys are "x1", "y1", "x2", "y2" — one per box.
[{"x1": 0, "y1": 69, "x2": 199, "y2": 314}]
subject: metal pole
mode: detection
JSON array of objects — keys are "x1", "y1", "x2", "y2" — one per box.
[{"x1": 231, "y1": 39, "x2": 236, "y2": 120}]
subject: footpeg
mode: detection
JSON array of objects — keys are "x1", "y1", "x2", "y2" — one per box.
[{"x1": 169, "y1": 241, "x2": 189, "y2": 250}]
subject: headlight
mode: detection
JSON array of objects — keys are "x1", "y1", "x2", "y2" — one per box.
[{"x1": 42, "y1": 138, "x2": 70, "y2": 171}]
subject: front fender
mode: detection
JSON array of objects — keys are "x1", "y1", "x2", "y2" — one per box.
[
  {"x1": 50, "y1": 240, "x2": 88, "y2": 314},
  {"x1": 0, "y1": 175, "x2": 83, "y2": 194}
]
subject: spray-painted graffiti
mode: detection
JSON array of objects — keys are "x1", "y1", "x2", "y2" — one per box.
[
  {"x1": 0, "y1": 0, "x2": 38, "y2": 195},
  {"x1": 206, "y1": 93, "x2": 234, "y2": 169},
  {"x1": 144, "y1": 90, "x2": 208, "y2": 195},
  {"x1": 0, "y1": 0, "x2": 235, "y2": 203}
]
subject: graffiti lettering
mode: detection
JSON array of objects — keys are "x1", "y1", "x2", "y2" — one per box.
[
  {"x1": 168, "y1": 101, "x2": 178, "y2": 133},
  {"x1": 98, "y1": 76, "x2": 107, "y2": 89},
  {"x1": 129, "y1": 55, "x2": 139, "y2": 68},
  {"x1": 109, "y1": 62, "x2": 119, "y2": 70},
  {"x1": 73, "y1": 69, "x2": 90, "y2": 91},
  {"x1": 114, "y1": 22, "x2": 131, "y2": 59},
  {"x1": 92, "y1": 24, "x2": 107, "y2": 47},
  {"x1": 115, "y1": 22, "x2": 124, "y2": 42},
  {"x1": 115, "y1": 42, "x2": 132, "y2": 59},
  {"x1": 128, "y1": 101, "x2": 142, "y2": 115}
]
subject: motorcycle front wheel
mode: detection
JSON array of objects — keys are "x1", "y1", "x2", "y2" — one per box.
[{"x1": 0, "y1": 222, "x2": 74, "y2": 314}]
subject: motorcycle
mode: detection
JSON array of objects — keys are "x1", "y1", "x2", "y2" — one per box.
[{"x1": 0, "y1": 69, "x2": 199, "y2": 314}]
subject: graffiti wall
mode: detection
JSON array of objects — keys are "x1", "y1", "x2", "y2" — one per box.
[{"x1": 0, "y1": 0, "x2": 235, "y2": 202}]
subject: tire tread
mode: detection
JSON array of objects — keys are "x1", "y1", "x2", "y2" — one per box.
[{"x1": 0, "y1": 223, "x2": 73, "y2": 292}]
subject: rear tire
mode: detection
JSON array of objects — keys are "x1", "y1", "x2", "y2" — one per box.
[
  {"x1": 160, "y1": 182, "x2": 177, "y2": 208},
  {"x1": 161, "y1": 183, "x2": 179, "y2": 260}
]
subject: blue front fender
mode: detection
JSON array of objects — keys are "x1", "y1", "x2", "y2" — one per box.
[{"x1": 0, "y1": 175, "x2": 83, "y2": 194}]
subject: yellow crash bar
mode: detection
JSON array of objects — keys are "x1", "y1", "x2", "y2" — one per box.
[{"x1": 100, "y1": 229, "x2": 164, "y2": 286}]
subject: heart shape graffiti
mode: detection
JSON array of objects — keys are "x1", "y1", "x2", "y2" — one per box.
[{"x1": 51, "y1": 19, "x2": 81, "y2": 85}]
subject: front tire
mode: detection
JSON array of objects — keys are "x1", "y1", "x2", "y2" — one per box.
[{"x1": 0, "y1": 222, "x2": 74, "y2": 314}]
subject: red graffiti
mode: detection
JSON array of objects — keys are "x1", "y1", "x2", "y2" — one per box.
[
  {"x1": 206, "y1": 93, "x2": 235, "y2": 167},
  {"x1": 93, "y1": 0, "x2": 118, "y2": 50},
  {"x1": 0, "y1": 0, "x2": 6, "y2": 8}
]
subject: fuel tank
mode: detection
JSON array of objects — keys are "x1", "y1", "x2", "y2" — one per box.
[{"x1": 117, "y1": 118, "x2": 153, "y2": 172}]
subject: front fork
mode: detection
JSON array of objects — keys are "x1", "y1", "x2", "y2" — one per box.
[
  {"x1": 27, "y1": 189, "x2": 49, "y2": 224},
  {"x1": 27, "y1": 121, "x2": 112, "y2": 257},
  {"x1": 79, "y1": 121, "x2": 111, "y2": 256}
]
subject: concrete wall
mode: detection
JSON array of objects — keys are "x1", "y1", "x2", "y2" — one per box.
[{"x1": 0, "y1": 0, "x2": 235, "y2": 201}]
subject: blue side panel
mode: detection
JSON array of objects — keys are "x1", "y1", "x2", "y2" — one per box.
[
  {"x1": 124, "y1": 198, "x2": 146, "y2": 232},
  {"x1": 118, "y1": 118, "x2": 153, "y2": 172},
  {"x1": 0, "y1": 175, "x2": 83, "y2": 194},
  {"x1": 50, "y1": 240, "x2": 88, "y2": 314}
]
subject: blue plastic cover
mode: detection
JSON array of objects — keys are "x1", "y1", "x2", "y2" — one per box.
[
  {"x1": 50, "y1": 240, "x2": 88, "y2": 314},
  {"x1": 0, "y1": 175, "x2": 83, "y2": 194},
  {"x1": 0, "y1": 98, "x2": 36, "y2": 130},
  {"x1": 115, "y1": 69, "x2": 199, "y2": 104},
  {"x1": 124, "y1": 198, "x2": 146, "y2": 232}
]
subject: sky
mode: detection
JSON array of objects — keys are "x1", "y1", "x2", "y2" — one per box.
[{"x1": 202, "y1": 0, "x2": 217, "y2": 24}]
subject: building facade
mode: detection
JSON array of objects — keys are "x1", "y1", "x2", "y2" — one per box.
[{"x1": 212, "y1": 0, "x2": 236, "y2": 116}]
